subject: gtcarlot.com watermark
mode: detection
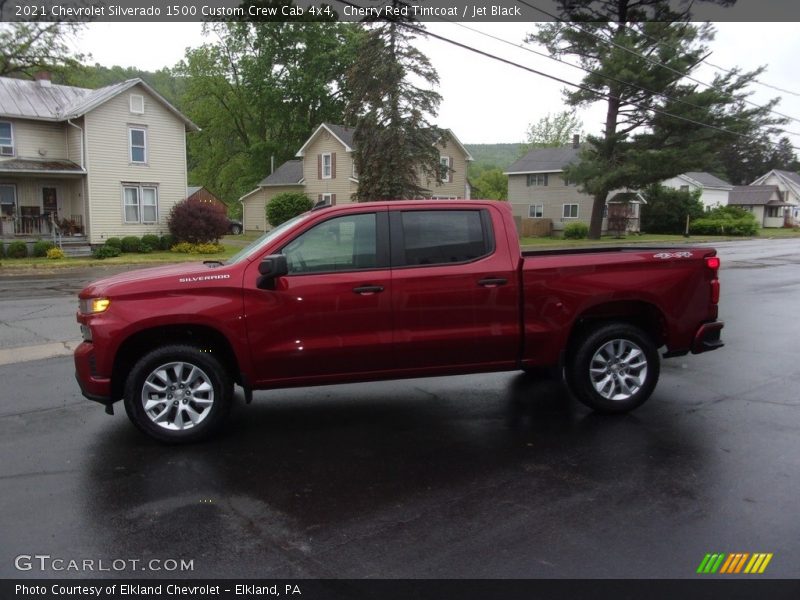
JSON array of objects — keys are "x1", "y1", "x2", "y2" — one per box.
[{"x1": 14, "y1": 554, "x2": 194, "y2": 573}]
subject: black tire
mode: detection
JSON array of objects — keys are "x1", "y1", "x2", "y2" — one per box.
[
  {"x1": 123, "y1": 345, "x2": 233, "y2": 443},
  {"x1": 565, "y1": 322, "x2": 660, "y2": 414}
]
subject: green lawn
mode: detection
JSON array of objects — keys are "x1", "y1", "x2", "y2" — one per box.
[{"x1": 520, "y1": 229, "x2": 799, "y2": 248}]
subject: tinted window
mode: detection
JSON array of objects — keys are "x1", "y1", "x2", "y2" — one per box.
[
  {"x1": 400, "y1": 210, "x2": 490, "y2": 266},
  {"x1": 282, "y1": 213, "x2": 377, "y2": 274}
]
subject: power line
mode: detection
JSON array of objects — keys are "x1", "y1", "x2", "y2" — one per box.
[
  {"x1": 331, "y1": 0, "x2": 800, "y2": 152},
  {"x1": 515, "y1": 0, "x2": 800, "y2": 126}
]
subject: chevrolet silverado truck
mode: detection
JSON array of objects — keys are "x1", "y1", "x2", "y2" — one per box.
[{"x1": 75, "y1": 200, "x2": 723, "y2": 443}]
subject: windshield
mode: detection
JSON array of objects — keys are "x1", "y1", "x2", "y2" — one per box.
[{"x1": 225, "y1": 213, "x2": 312, "y2": 265}]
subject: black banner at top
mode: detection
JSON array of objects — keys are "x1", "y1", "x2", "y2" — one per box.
[{"x1": 1, "y1": 0, "x2": 800, "y2": 23}]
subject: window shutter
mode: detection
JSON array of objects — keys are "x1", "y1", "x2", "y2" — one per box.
[
  {"x1": 318, "y1": 194, "x2": 322, "y2": 202},
  {"x1": 331, "y1": 194, "x2": 336, "y2": 205},
  {"x1": 331, "y1": 153, "x2": 337, "y2": 179},
  {"x1": 544, "y1": 174, "x2": 549, "y2": 186},
  {"x1": 317, "y1": 155, "x2": 322, "y2": 180},
  {"x1": 448, "y1": 156, "x2": 453, "y2": 183}
]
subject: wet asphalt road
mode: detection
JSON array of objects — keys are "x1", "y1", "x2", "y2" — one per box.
[{"x1": 0, "y1": 240, "x2": 799, "y2": 579}]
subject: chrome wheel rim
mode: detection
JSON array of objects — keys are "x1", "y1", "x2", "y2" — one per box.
[
  {"x1": 141, "y1": 362, "x2": 215, "y2": 431},
  {"x1": 589, "y1": 339, "x2": 648, "y2": 401}
]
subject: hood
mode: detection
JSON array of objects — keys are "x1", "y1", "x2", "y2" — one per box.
[{"x1": 79, "y1": 262, "x2": 236, "y2": 298}]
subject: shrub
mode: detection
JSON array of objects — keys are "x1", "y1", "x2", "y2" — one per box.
[
  {"x1": 139, "y1": 243, "x2": 153, "y2": 254},
  {"x1": 170, "y1": 242, "x2": 225, "y2": 254},
  {"x1": 563, "y1": 222, "x2": 589, "y2": 239},
  {"x1": 168, "y1": 199, "x2": 229, "y2": 244},
  {"x1": 690, "y1": 206, "x2": 759, "y2": 237},
  {"x1": 6, "y1": 241, "x2": 28, "y2": 258},
  {"x1": 159, "y1": 234, "x2": 176, "y2": 251},
  {"x1": 93, "y1": 245, "x2": 121, "y2": 259},
  {"x1": 641, "y1": 184, "x2": 705, "y2": 234},
  {"x1": 105, "y1": 237, "x2": 123, "y2": 249},
  {"x1": 46, "y1": 247, "x2": 65, "y2": 260},
  {"x1": 33, "y1": 240, "x2": 56, "y2": 257},
  {"x1": 266, "y1": 192, "x2": 313, "y2": 227},
  {"x1": 141, "y1": 234, "x2": 160, "y2": 249},
  {"x1": 120, "y1": 236, "x2": 141, "y2": 253},
  {"x1": 0, "y1": 242, "x2": 5, "y2": 258}
]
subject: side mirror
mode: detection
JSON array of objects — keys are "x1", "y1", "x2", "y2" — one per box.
[{"x1": 257, "y1": 254, "x2": 288, "y2": 290}]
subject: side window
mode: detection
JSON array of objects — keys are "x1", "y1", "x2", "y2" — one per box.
[
  {"x1": 399, "y1": 210, "x2": 492, "y2": 266},
  {"x1": 282, "y1": 213, "x2": 377, "y2": 274}
]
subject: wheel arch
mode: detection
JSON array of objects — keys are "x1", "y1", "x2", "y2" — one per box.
[{"x1": 111, "y1": 324, "x2": 241, "y2": 401}]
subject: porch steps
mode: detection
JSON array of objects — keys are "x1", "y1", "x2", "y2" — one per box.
[{"x1": 61, "y1": 238, "x2": 93, "y2": 258}]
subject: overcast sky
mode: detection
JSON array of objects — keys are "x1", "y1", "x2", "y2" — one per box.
[{"x1": 72, "y1": 21, "x2": 800, "y2": 147}]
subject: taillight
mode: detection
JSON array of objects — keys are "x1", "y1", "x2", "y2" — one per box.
[
  {"x1": 706, "y1": 256, "x2": 720, "y2": 270},
  {"x1": 706, "y1": 255, "x2": 720, "y2": 305}
]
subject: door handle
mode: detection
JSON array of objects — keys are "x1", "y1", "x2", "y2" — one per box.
[
  {"x1": 478, "y1": 277, "x2": 508, "y2": 288},
  {"x1": 353, "y1": 285, "x2": 384, "y2": 295}
]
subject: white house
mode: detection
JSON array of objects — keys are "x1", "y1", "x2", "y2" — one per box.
[
  {"x1": 750, "y1": 169, "x2": 800, "y2": 223},
  {"x1": 661, "y1": 172, "x2": 732, "y2": 210}
]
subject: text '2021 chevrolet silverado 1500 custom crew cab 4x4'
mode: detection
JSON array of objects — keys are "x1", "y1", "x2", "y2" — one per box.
[{"x1": 75, "y1": 200, "x2": 723, "y2": 442}]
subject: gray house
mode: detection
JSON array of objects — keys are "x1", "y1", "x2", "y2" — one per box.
[
  {"x1": 504, "y1": 141, "x2": 642, "y2": 233},
  {"x1": 728, "y1": 185, "x2": 792, "y2": 228}
]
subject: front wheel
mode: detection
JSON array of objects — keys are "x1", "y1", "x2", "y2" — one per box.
[
  {"x1": 123, "y1": 345, "x2": 233, "y2": 443},
  {"x1": 566, "y1": 322, "x2": 660, "y2": 414}
]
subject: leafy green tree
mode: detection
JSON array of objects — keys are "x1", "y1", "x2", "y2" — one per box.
[
  {"x1": 345, "y1": 11, "x2": 443, "y2": 201},
  {"x1": 529, "y1": 0, "x2": 784, "y2": 239},
  {"x1": 522, "y1": 110, "x2": 583, "y2": 152},
  {"x1": 472, "y1": 168, "x2": 508, "y2": 200},
  {"x1": 266, "y1": 192, "x2": 313, "y2": 227},
  {"x1": 0, "y1": 12, "x2": 85, "y2": 78},
  {"x1": 175, "y1": 22, "x2": 360, "y2": 205},
  {"x1": 640, "y1": 184, "x2": 705, "y2": 234}
]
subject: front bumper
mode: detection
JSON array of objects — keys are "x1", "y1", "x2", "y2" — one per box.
[
  {"x1": 691, "y1": 321, "x2": 724, "y2": 354},
  {"x1": 74, "y1": 341, "x2": 113, "y2": 405}
]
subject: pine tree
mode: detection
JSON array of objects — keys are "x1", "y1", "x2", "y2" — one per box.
[
  {"x1": 345, "y1": 9, "x2": 443, "y2": 201},
  {"x1": 529, "y1": 0, "x2": 785, "y2": 238}
]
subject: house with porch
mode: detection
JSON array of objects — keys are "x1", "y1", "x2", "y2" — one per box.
[
  {"x1": 504, "y1": 140, "x2": 644, "y2": 234},
  {"x1": 240, "y1": 123, "x2": 473, "y2": 232},
  {"x1": 727, "y1": 185, "x2": 794, "y2": 228},
  {"x1": 749, "y1": 169, "x2": 800, "y2": 224},
  {"x1": 0, "y1": 74, "x2": 198, "y2": 248}
]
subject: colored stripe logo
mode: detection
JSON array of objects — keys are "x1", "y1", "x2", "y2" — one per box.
[{"x1": 697, "y1": 553, "x2": 773, "y2": 574}]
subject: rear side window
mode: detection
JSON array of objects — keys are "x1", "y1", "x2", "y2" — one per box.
[{"x1": 398, "y1": 210, "x2": 493, "y2": 266}]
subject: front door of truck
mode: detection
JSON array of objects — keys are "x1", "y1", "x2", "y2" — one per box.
[
  {"x1": 244, "y1": 209, "x2": 393, "y2": 386},
  {"x1": 389, "y1": 208, "x2": 519, "y2": 372}
]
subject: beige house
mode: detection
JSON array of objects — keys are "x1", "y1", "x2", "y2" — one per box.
[
  {"x1": 240, "y1": 123, "x2": 472, "y2": 232},
  {"x1": 0, "y1": 74, "x2": 198, "y2": 246},
  {"x1": 749, "y1": 169, "x2": 800, "y2": 224},
  {"x1": 504, "y1": 142, "x2": 642, "y2": 234},
  {"x1": 728, "y1": 185, "x2": 793, "y2": 228}
]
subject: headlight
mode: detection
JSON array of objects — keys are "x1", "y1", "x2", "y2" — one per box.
[{"x1": 79, "y1": 298, "x2": 111, "y2": 314}]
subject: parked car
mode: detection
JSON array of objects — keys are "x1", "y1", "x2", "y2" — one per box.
[
  {"x1": 75, "y1": 200, "x2": 723, "y2": 442},
  {"x1": 228, "y1": 218, "x2": 243, "y2": 235}
]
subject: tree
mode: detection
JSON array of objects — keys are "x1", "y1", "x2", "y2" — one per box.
[
  {"x1": 472, "y1": 168, "x2": 508, "y2": 200},
  {"x1": 522, "y1": 110, "x2": 583, "y2": 152},
  {"x1": 0, "y1": 12, "x2": 85, "y2": 78},
  {"x1": 345, "y1": 9, "x2": 443, "y2": 201},
  {"x1": 266, "y1": 192, "x2": 313, "y2": 227},
  {"x1": 168, "y1": 200, "x2": 229, "y2": 244},
  {"x1": 640, "y1": 184, "x2": 704, "y2": 234},
  {"x1": 529, "y1": 0, "x2": 785, "y2": 239},
  {"x1": 175, "y1": 22, "x2": 360, "y2": 205},
  {"x1": 767, "y1": 137, "x2": 800, "y2": 173}
]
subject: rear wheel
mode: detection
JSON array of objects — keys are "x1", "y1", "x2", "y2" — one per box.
[
  {"x1": 123, "y1": 345, "x2": 233, "y2": 443},
  {"x1": 566, "y1": 322, "x2": 659, "y2": 413}
]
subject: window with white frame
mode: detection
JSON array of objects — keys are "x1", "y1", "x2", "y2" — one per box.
[
  {"x1": 439, "y1": 156, "x2": 451, "y2": 183},
  {"x1": 529, "y1": 204, "x2": 543, "y2": 218},
  {"x1": 129, "y1": 127, "x2": 147, "y2": 163},
  {"x1": 0, "y1": 184, "x2": 16, "y2": 216},
  {"x1": 526, "y1": 173, "x2": 548, "y2": 187},
  {"x1": 766, "y1": 206, "x2": 781, "y2": 218},
  {"x1": 562, "y1": 204, "x2": 579, "y2": 219},
  {"x1": 321, "y1": 153, "x2": 332, "y2": 179},
  {"x1": 320, "y1": 193, "x2": 335, "y2": 205},
  {"x1": 130, "y1": 95, "x2": 144, "y2": 114},
  {"x1": 123, "y1": 185, "x2": 158, "y2": 223},
  {"x1": 0, "y1": 122, "x2": 14, "y2": 156}
]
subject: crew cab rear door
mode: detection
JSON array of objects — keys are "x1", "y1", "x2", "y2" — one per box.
[{"x1": 389, "y1": 207, "x2": 519, "y2": 372}]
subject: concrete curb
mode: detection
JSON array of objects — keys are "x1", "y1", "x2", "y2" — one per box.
[{"x1": 0, "y1": 341, "x2": 81, "y2": 367}]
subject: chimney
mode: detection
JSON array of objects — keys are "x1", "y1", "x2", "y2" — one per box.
[
  {"x1": 35, "y1": 72, "x2": 52, "y2": 87},
  {"x1": 572, "y1": 134, "x2": 580, "y2": 149}
]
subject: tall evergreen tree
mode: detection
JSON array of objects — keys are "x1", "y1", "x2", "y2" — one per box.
[
  {"x1": 345, "y1": 8, "x2": 443, "y2": 201},
  {"x1": 529, "y1": 0, "x2": 785, "y2": 238}
]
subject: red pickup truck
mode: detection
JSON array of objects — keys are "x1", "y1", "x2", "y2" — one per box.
[{"x1": 75, "y1": 200, "x2": 723, "y2": 442}]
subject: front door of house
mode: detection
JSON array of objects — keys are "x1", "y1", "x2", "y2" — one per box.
[{"x1": 42, "y1": 186, "x2": 58, "y2": 220}]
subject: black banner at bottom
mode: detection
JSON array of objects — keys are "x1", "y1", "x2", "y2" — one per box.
[{"x1": 4, "y1": 579, "x2": 800, "y2": 600}]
